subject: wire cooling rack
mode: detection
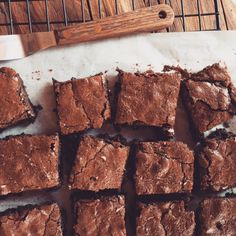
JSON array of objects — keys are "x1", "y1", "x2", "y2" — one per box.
[{"x1": 0, "y1": 0, "x2": 220, "y2": 35}]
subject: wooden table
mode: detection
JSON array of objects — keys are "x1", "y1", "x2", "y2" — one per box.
[{"x1": 0, "y1": 0, "x2": 235, "y2": 35}]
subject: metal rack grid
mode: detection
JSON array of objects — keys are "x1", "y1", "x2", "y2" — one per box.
[{"x1": 0, "y1": 0, "x2": 221, "y2": 34}]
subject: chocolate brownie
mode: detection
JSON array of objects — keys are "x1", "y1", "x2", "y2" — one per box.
[
  {"x1": 115, "y1": 70, "x2": 181, "y2": 136},
  {"x1": 69, "y1": 135, "x2": 129, "y2": 191},
  {"x1": 0, "y1": 67, "x2": 36, "y2": 132},
  {"x1": 136, "y1": 201, "x2": 195, "y2": 236},
  {"x1": 53, "y1": 74, "x2": 110, "y2": 135},
  {"x1": 181, "y1": 63, "x2": 236, "y2": 134},
  {"x1": 0, "y1": 134, "x2": 60, "y2": 196},
  {"x1": 0, "y1": 203, "x2": 63, "y2": 235},
  {"x1": 135, "y1": 141, "x2": 194, "y2": 195},
  {"x1": 74, "y1": 196, "x2": 126, "y2": 236},
  {"x1": 200, "y1": 197, "x2": 236, "y2": 236},
  {"x1": 198, "y1": 130, "x2": 236, "y2": 192}
]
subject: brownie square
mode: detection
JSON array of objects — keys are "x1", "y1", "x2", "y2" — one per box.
[
  {"x1": 0, "y1": 203, "x2": 63, "y2": 235},
  {"x1": 198, "y1": 130, "x2": 236, "y2": 192},
  {"x1": 115, "y1": 70, "x2": 181, "y2": 136},
  {"x1": 0, "y1": 134, "x2": 60, "y2": 196},
  {"x1": 53, "y1": 74, "x2": 110, "y2": 135},
  {"x1": 200, "y1": 197, "x2": 236, "y2": 236},
  {"x1": 69, "y1": 135, "x2": 129, "y2": 191},
  {"x1": 74, "y1": 196, "x2": 126, "y2": 236},
  {"x1": 135, "y1": 141, "x2": 194, "y2": 195},
  {"x1": 181, "y1": 63, "x2": 236, "y2": 134},
  {"x1": 136, "y1": 201, "x2": 195, "y2": 236},
  {"x1": 0, "y1": 67, "x2": 36, "y2": 132}
]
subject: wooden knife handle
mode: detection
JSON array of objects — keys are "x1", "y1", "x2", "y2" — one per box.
[{"x1": 55, "y1": 4, "x2": 174, "y2": 46}]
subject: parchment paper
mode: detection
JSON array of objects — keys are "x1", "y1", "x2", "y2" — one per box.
[{"x1": 0, "y1": 31, "x2": 235, "y2": 234}]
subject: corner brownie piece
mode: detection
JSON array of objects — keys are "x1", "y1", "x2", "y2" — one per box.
[
  {"x1": 198, "y1": 130, "x2": 236, "y2": 192},
  {"x1": 0, "y1": 203, "x2": 63, "y2": 235},
  {"x1": 0, "y1": 67, "x2": 36, "y2": 132},
  {"x1": 53, "y1": 74, "x2": 110, "y2": 135},
  {"x1": 0, "y1": 134, "x2": 60, "y2": 196},
  {"x1": 74, "y1": 196, "x2": 126, "y2": 236},
  {"x1": 136, "y1": 201, "x2": 195, "y2": 236},
  {"x1": 181, "y1": 63, "x2": 236, "y2": 134},
  {"x1": 135, "y1": 141, "x2": 194, "y2": 195},
  {"x1": 200, "y1": 197, "x2": 236, "y2": 235},
  {"x1": 69, "y1": 135, "x2": 129, "y2": 191},
  {"x1": 115, "y1": 70, "x2": 181, "y2": 136}
]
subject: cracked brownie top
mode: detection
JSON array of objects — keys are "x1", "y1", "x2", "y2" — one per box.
[
  {"x1": 0, "y1": 134, "x2": 60, "y2": 196},
  {"x1": 200, "y1": 198, "x2": 236, "y2": 236},
  {"x1": 53, "y1": 74, "x2": 111, "y2": 135},
  {"x1": 135, "y1": 141, "x2": 194, "y2": 195},
  {"x1": 181, "y1": 63, "x2": 236, "y2": 134},
  {"x1": 74, "y1": 196, "x2": 126, "y2": 236},
  {"x1": 0, "y1": 203, "x2": 63, "y2": 236},
  {"x1": 136, "y1": 201, "x2": 195, "y2": 236},
  {"x1": 114, "y1": 70, "x2": 181, "y2": 134},
  {"x1": 198, "y1": 130, "x2": 236, "y2": 192},
  {"x1": 0, "y1": 67, "x2": 36, "y2": 132},
  {"x1": 69, "y1": 135, "x2": 129, "y2": 192}
]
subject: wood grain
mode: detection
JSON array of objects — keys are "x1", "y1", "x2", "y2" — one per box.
[
  {"x1": 0, "y1": 0, "x2": 235, "y2": 35},
  {"x1": 56, "y1": 4, "x2": 174, "y2": 45}
]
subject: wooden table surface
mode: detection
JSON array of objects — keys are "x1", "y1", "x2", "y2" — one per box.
[{"x1": 0, "y1": 0, "x2": 235, "y2": 35}]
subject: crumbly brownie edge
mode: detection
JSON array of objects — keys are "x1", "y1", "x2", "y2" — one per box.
[{"x1": 53, "y1": 79, "x2": 68, "y2": 135}]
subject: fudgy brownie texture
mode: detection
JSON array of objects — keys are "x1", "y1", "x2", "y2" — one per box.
[
  {"x1": 69, "y1": 135, "x2": 129, "y2": 191},
  {"x1": 0, "y1": 134, "x2": 60, "y2": 196},
  {"x1": 74, "y1": 196, "x2": 126, "y2": 236},
  {"x1": 200, "y1": 197, "x2": 236, "y2": 236},
  {"x1": 181, "y1": 63, "x2": 236, "y2": 134},
  {"x1": 114, "y1": 70, "x2": 181, "y2": 135},
  {"x1": 136, "y1": 201, "x2": 195, "y2": 236},
  {"x1": 135, "y1": 141, "x2": 194, "y2": 195},
  {"x1": 53, "y1": 74, "x2": 110, "y2": 135},
  {"x1": 198, "y1": 130, "x2": 236, "y2": 192},
  {"x1": 0, "y1": 67, "x2": 36, "y2": 132},
  {"x1": 0, "y1": 203, "x2": 63, "y2": 235}
]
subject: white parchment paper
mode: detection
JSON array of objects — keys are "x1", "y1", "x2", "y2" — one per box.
[
  {"x1": 0, "y1": 31, "x2": 235, "y2": 231},
  {"x1": 0, "y1": 30, "x2": 236, "y2": 139}
]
